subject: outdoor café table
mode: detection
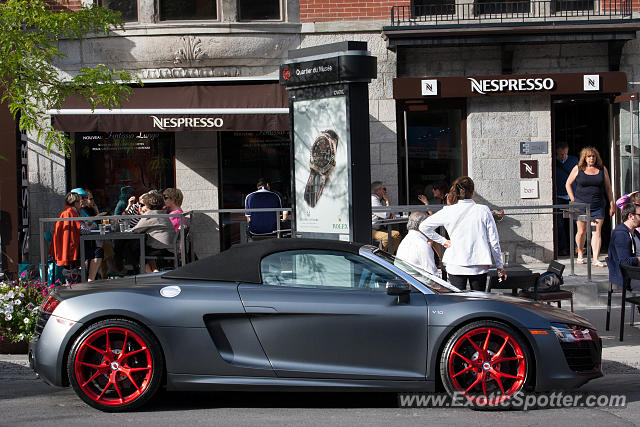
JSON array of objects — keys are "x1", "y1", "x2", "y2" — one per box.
[
  {"x1": 486, "y1": 265, "x2": 534, "y2": 295},
  {"x1": 79, "y1": 231, "x2": 145, "y2": 282}
]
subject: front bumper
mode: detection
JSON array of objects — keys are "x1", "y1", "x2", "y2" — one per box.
[{"x1": 531, "y1": 331, "x2": 603, "y2": 391}]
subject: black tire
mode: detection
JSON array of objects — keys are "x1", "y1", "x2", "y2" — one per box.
[
  {"x1": 440, "y1": 320, "x2": 531, "y2": 409},
  {"x1": 67, "y1": 318, "x2": 164, "y2": 412}
]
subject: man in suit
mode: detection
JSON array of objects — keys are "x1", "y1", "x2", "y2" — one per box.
[{"x1": 608, "y1": 201, "x2": 640, "y2": 289}]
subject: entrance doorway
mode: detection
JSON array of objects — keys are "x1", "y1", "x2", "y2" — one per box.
[{"x1": 552, "y1": 96, "x2": 611, "y2": 258}]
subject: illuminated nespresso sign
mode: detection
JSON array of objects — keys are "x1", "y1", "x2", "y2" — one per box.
[
  {"x1": 468, "y1": 77, "x2": 555, "y2": 95},
  {"x1": 150, "y1": 115, "x2": 224, "y2": 130}
]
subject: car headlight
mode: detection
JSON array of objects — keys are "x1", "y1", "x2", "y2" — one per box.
[{"x1": 551, "y1": 323, "x2": 595, "y2": 342}]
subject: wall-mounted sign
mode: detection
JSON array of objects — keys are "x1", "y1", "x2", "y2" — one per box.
[
  {"x1": 393, "y1": 72, "x2": 627, "y2": 99},
  {"x1": 584, "y1": 74, "x2": 600, "y2": 91},
  {"x1": 421, "y1": 79, "x2": 438, "y2": 96},
  {"x1": 520, "y1": 141, "x2": 548, "y2": 155},
  {"x1": 468, "y1": 77, "x2": 555, "y2": 95},
  {"x1": 520, "y1": 160, "x2": 538, "y2": 178},
  {"x1": 520, "y1": 180, "x2": 539, "y2": 199}
]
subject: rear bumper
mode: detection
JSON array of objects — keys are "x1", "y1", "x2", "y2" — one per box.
[{"x1": 29, "y1": 316, "x2": 84, "y2": 387}]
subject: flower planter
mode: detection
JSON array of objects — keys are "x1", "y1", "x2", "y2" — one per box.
[{"x1": 0, "y1": 340, "x2": 28, "y2": 354}]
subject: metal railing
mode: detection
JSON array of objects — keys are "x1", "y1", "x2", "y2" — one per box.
[
  {"x1": 36, "y1": 203, "x2": 595, "y2": 282},
  {"x1": 38, "y1": 213, "x2": 189, "y2": 284},
  {"x1": 374, "y1": 202, "x2": 593, "y2": 281},
  {"x1": 390, "y1": 0, "x2": 632, "y2": 26}
]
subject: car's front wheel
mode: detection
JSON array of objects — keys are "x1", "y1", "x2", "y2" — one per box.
[
  {"x1": 440, "y1": 320, "x2": 531, "y2": 407},
  {"x1": 67, "y1": 318, "x2": 164, "y2": 412}
]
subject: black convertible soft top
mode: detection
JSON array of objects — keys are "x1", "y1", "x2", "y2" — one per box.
[{"x1": 162, "y1": 238, "x2": 365, "y2": 283}]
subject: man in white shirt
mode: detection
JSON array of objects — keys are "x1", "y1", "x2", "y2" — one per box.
[
  {"x1": 419, "y1": 176, "x2": 506, "y2": 291},
  {"x1": 371, "y1": 181, "x2": 401, "y2": 253},
  {"x1": 396, "y1": 211, "x2": 438, "y2": 276}
]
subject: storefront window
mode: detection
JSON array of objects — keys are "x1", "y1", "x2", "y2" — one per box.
[
  {"x1": 73, "y1": 132, "x2": 175, "y2": 214},
  {"x1": 96, "y1": 0, "x2": 138, "y2": 22},
  {"x1": 238, "y1": 0, "x2": 280, "y2": 20},
  {"x1": 159, "y1": 0, "x2": 217, "y2": 21},
  {"x1": 403, "y1": 104, "x2": 464, "y2": 205},
  {"x1": 219, "y1": 131, "x2": 290, "y2": 249}
]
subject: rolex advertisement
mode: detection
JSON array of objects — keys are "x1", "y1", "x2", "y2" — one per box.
[{"x1": 293, "y1": 95, "x2": 350, "y2": 238}]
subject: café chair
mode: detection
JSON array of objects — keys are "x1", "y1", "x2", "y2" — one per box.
[
  {"x1": 518, "y1": 261, "x2": 573, "y2": 312},
  {"x1": 618, "y1": 264, "x2": 640, "y2": 342},
  {"x1": 144, "y1": 228, "x2": 181, "y2": 270}
]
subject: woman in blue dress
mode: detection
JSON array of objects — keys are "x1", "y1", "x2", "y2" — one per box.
[{"x1": 565, "y1": 146, "x2": 614, "y2": 267}]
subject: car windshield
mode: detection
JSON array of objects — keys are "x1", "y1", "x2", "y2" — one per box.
[{"x1": 373, "y1": 249, "x2": 461, "y2": 294}]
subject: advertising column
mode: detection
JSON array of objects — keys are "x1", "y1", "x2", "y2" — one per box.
[{"x1": 280, "y1": 41, "x2": 376, "y2": 243}]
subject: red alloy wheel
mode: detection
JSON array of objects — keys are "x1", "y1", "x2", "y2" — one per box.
[
  {"x1": 444, "y1": 324, "x2": 528, "y2": 405},
  {"x1": 73, "y1": 326, "x2": 154, "y2": 407}
]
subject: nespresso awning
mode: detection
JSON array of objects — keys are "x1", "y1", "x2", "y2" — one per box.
[{"x1": 49, "y1": 83, "x2": 290, "y2": 132}]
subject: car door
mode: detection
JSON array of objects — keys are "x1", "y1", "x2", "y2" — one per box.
[{"x1": 237, "y1": 249, "x2": 428, "y2": 380}]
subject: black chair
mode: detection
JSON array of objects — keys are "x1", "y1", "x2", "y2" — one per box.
[
  {"x1": 518, "y1": 261, "x2": 573, "y2": 311},
  {"x1": 618, "y1": 264, "x2": 640, "y2": 342}
]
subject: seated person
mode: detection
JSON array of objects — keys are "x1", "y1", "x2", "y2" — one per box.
[
  {"x1": 371, "y1": 181, "x2": 401, "y2": 253},
  {"x1": 163, "y1": 187, "x2": 186, "y2": 232},
  {"x1": 244, "y1": 178, "x2": 286, "y2": 238},
  {"x1": 71, "y1": 188, "x2": 103, "y2": 281},
  {"x1": 396, "y1": 211, "x2": 438, "y2": 277},
  {"x1": 608, "y1": 201, "x2": 640, "y2": 292},
  {"x1": 129, "y1": 192, "x2": 176, "y2": 273}
]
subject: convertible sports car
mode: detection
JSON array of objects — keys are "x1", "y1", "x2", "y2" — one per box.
[{"x1": 30, "y1": 239, "x2": 602, "y2": 412}]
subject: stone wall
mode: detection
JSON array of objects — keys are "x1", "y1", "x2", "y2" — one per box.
[
  {"x1": 468, "y1": 96, "x2": 553, "y2": 263},
  {"x1": 174, "y1": 131, "x2": 220, "y2": 259}
]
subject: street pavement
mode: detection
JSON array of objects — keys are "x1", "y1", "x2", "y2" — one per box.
[{"x1": 0, "y1": 303, "x2": 639, "y2": 426}]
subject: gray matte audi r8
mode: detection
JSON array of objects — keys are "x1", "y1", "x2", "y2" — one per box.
[{"x1": 29, "y1": 239, "x2": 602, "y2": 412}]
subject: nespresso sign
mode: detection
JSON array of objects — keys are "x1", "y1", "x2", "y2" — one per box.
[
  {"x1": 150, "y1": 115, "x2": 224, "y2": 130},
  {"x1": 468, "y1": 77, "x2": 555, "y2": 95},
  {"x1": 394, "y1": 72, "x2": 627, "y2": 99}
]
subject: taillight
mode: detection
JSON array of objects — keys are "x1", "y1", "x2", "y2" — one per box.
[{"x1": 41, "y1": 296, "x2": 61, "y2": 314}]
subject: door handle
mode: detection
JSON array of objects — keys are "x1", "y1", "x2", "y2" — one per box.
[{"x1": 244, "y1": 306, "x2": 278, "y2": 313}]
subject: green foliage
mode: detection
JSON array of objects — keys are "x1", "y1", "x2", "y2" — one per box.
[{"x1": 0, "y1": 0, "x2": 136, "y2": 156}]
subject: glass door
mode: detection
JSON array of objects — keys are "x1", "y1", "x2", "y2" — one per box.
[{"x1": 615, "y1": 93, "x2": 640, "y2": 202}]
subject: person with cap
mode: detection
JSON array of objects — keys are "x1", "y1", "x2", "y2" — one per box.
[
  {"x1": 51, "y1": 192, "x2": 82, "y2": 270},
  {"x1": 70, "y1": 188, "x2": 103, "y2": 281}
]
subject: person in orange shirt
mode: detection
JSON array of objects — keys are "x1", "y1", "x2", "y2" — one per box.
[{"x1": 51, "y1": 192, "x2": 82, "y2": 268}]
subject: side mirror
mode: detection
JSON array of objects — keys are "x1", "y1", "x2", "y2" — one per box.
[{"x1": 386, "y1": 279, "x2": 411, "y2": 296}]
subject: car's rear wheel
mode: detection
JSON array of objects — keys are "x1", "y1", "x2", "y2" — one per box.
[
  {"x1": 67, "y1": 318, "x2": 164, "y2": 412},
  {"x1": 440, "y1": 320, "x2": 531, "y2": 408}
]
